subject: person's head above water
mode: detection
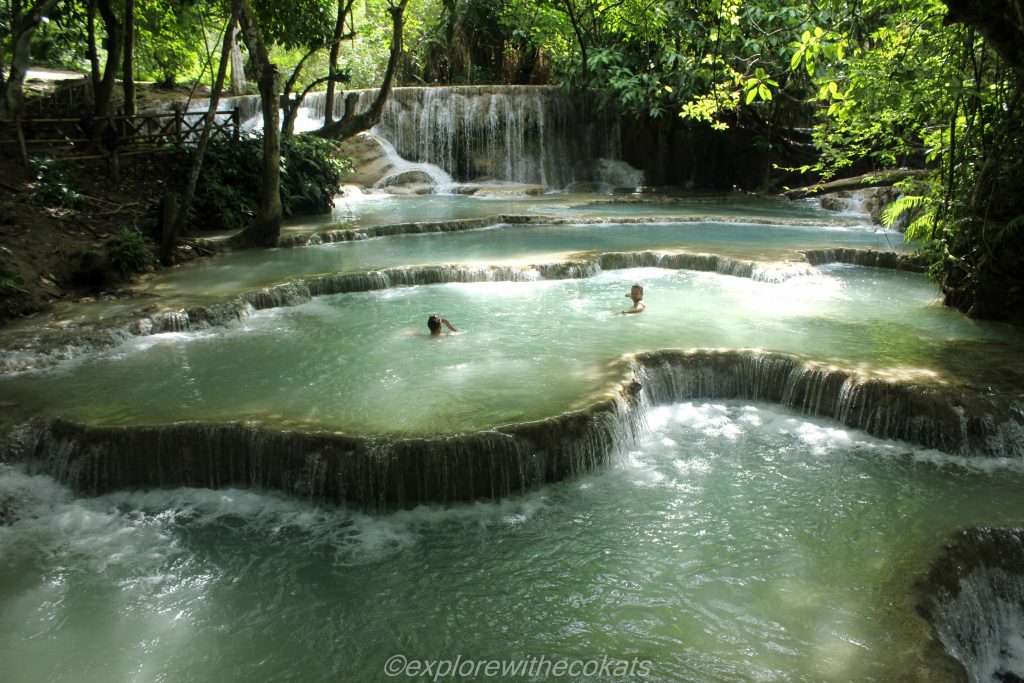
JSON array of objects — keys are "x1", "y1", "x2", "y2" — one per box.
[
  {"x1": 427, "y1": 315, "x2": 459, "y2": 335},
  {"x1": 620, "y1": 284, "x2": 646, "y2": 314}
]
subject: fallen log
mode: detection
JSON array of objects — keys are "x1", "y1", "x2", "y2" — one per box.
[{"x1": 783, "y1": 169, "x2": 929, "y2": 200}]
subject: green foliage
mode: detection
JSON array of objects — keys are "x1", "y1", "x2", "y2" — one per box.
[
  {"x1": 29, "y1": 158, "x2": 83, "y2": 211},
  {"x1": 792, "y1": 0, "x2": 1024, "y2": 321},
  {"x1": 743, "y1": 68, "x2": 779, "y2": 105},
  {"x1": 492, "y1": 0, "x2": 827, "y2": 127},
  {"x1": 189, "y1": 135, "x2": 262, "y2": 232},
  {"x1": 107, "y1": 227, "x2": 155, "y2": 277},
  {"x1": 134, "y1": 0, "x2": 204, "y2": 86},
  {"x1": 280, "y1": 135, "x2": 352, "y2": 216},
  {"x1": 190, "y1": 133, "x2": 350, "y2": 231},
  {"x1": 254, "y1": 0, "x2": 336, "y2": 51},
  {"x1": 881, "y1": 194, "x2": 928, "y2": 229}
]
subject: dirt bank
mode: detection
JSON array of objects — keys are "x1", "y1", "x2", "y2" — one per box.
[{"x1": 0, "y1": 151, "x2": 180, "y2": 322}]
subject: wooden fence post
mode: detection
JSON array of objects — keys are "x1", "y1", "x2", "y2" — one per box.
[{"x1": 173, "y1": 105, "x2": 183, "y2": 143}]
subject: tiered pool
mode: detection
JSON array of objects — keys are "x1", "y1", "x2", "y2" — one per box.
[{"x1": 1, "y1": 192, "x2": 1022, "y2": 682}]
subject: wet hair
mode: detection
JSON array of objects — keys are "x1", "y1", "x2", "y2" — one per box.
[
  {"x1": 427, "y1": 315, "x2": 441, "y2": 333},
  {"x1": 629, "y1": 284, "x2": 644, "y2": 298}
]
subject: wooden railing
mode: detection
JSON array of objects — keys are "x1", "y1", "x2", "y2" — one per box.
[{"x1": 1, "y1": 107, "x2": 242, "y2": 156}]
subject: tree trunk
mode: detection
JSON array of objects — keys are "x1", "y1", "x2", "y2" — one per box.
[
  {"x1": 280, "y1": 45, "x2": 323, "y2": 139},
  {"x1": 324, "y1": 0, "x2": 355, "y2": 126},
  {"x1": 87, "y1": 0, "x2": 101, "y2": 88},
  {"x1": 1, "y1": 0, "x2": 62, "y2": 119},
  {"x1": 229, "y1": 25, "x2": 246, "y2": 95},
  {"x1": 942, "y1": 0, "x2": 1024, "y2": 80},
  {"x1": 317, "y1": 0, "x2": 409, "y2": 140},
  {"x1": 235, "y1": 0, "x2": 282, "y2": 247},
  {"x1": 559, "y1": 0, "x2": 589, "y2": 86},
  {"x1": 94, "y1": 0, "x2": 124, "y2": 120},
  {"x1": 122, "y1": 0, "x2": 136, "y2": 117},
  {"x1": 160, "y1": 12, "x2": 238, "y2": 265},
  {"x1": 3, "y1": 0, "x2": 63, "y2": 167},
  {"x1": 783, "y1": 169, "x2": 930, "y2": 200}
]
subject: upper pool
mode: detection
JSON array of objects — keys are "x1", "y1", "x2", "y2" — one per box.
[{"x1": 3, "y1": 264, "x2": 1020, "y2": 434}]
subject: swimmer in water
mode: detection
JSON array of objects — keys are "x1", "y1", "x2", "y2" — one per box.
[
  {"x1": 427, "y1": 314, "x2": 459, "y2": 335},
  {"x1": 621, "y1": 284, "x2": 646, "y2": 314}
]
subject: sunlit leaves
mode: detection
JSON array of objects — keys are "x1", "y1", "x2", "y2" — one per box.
[{"x1": 743, "y1": 67, "x2": 778, "y2": 104}]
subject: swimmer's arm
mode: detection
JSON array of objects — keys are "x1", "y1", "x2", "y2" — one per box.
[{"x1": 441, "y1": 318, "x2": 459, "y2": 331}]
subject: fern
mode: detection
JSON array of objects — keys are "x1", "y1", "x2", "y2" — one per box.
[
  {"x1": 881, "y1": 194, "x2": 929, "y2": 228},
  {"x1": 904, "y1": 210, "x2": 937, "y2": 242}
]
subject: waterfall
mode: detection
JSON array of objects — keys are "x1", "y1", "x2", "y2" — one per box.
[
  {"x1": 0, "y1": 302, "x2": 253, "y2": 374},
  {"x1": 4, "y1": 350, "x2": 1023, "y2": 509},
  {"x1": 597, "y1": 251, "x2": 816, "y2": 283},
  {"x1": 3, "y1": 385, "x2": 646, "y2": 510},
  {"x1": 919, "y1": 528, "x2": 1024, "y2": 683},
  {"x1": 303, "y1": 86, "x2": 635, "y2": 188},
  {"x1": 803, "y1": 247, "x2": 926, "y2": 271},
  {"x1": 630, "y1": 349, "x2": 1024, "y2": 457},
  {"x1": 162, "y1": 86, "x2": 636, "y2": 187},
  {"x1": 367, "y1": 135, "x2": 454, "y2": 191}
]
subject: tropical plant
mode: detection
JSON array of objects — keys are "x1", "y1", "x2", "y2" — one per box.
[{"x1": 107, "y1": 226, "x2": 156, "y2": 276}]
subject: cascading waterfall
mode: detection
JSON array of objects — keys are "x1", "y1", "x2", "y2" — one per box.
[
  {"x1": 632, "y1": 350, "x2": 1024, "y2": 457},
  {"x1": 162, "y1": 87, "x2": 634, "y2": 188},
  {"x1": 918, "y1": 528, "x2": 1024, "y2": 683},
  {"x1": 3, "y1": 387, "x2": 645, "y2": 510},
  {"x1": 304, "y1": 86, "x2": 633, "y2": 188},
  {"x1": 5, "y1": 350, "x2": 1022, "y2": 509},
  {"x1": 803, "y1": 247, "x2": 926, "y2": 271}
]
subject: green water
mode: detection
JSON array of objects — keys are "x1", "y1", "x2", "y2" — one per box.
[
  {"x1": 3, "y1": 403, "x2": 1022, "y2": 682},
  {"x1": 2, "y1": 192, "x2": 1022, "y2": 681},
  {"x1": 3, "y1": 266, "x2": 1018, "y2": 433},
  {"x1": 297, "y1": 192, "x2": 848, "y2": 230},
  {"x1": 146, "y1": 218, "x2": 900, "y2": 301}
]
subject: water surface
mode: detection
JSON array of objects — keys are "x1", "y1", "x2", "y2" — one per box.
[
  {"x1": 4, "y1": 266, "x2": 1020, "y2": 434},
  {"x1": 2, "y1": 403, "x2": 1020, "y2": 681}
]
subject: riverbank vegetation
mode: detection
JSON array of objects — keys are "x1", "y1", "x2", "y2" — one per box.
[{"x1": 1, "y1": 0, "x2": 1022, "y2": 321}]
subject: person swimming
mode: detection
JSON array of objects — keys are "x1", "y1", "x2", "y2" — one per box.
[
  {"x1": 621, "y1": 284, "x2": 646, "y2": 314},
  {"x1": 427, "y1": 314, "x2": 459, "y2": 335}
]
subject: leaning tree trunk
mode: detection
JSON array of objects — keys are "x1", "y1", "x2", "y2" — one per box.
[
  {"x1": 229, "y1": 25, "x2": 246, "y2": 95},
  {"x1": 2, "y1": 0, "x2": 62, "y2": 118},
  {"x1": 280, "y1": 45, "x2": 323, "y2": 139},
  {"x1": 2, "y1": 0, "x2": 63, "y2": 166},
  {"x1": 783, "y1": 169, "x2": 930, "y2": 200},
  {"x1": 317, "y1": 0, "x2": 409, "y2": 140},
  {"x1": 235, "y1": 0, "x2": 282, "y2": 247}
]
